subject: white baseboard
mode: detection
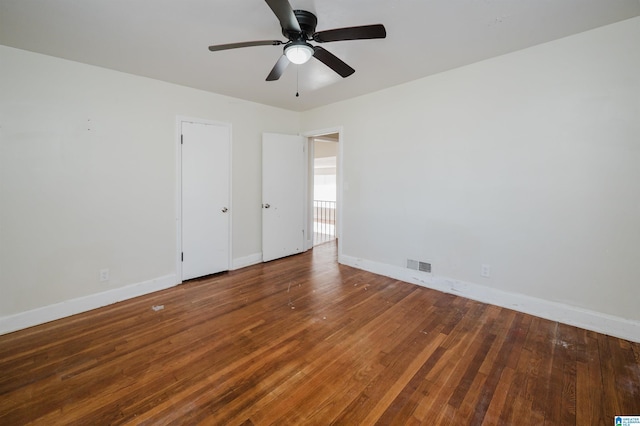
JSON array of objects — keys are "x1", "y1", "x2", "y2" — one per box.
[
  {"x1": 232, "y1": 252, "x2": 262, "y2": 270},
  {"x1": 340, "y1": 254, "x2": 640, "y2": 343},
  {"x1": 0, "y1": 274, "x2": 177, "y2": 336}
]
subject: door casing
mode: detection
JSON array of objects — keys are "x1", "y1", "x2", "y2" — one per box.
[{"x1": 303, "y1": 127, "x2": 343, "y2": 257}]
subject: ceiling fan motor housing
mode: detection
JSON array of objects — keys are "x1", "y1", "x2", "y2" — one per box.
[{"x1": 283, "y1": 10, "x2": 318, "y2": 40}]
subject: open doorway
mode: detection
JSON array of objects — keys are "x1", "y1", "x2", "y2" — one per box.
[{"x1": 312, "y1": 133, "x2": 338, "y2": 246}]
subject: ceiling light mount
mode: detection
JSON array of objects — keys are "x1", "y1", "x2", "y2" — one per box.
[{"x1": 284, "y1": 41, "x2": 314, "y2": 64}]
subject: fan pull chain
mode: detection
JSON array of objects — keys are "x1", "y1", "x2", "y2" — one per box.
[{"x1": 296, "y1": 66, "x2": 299, "y2": 97}]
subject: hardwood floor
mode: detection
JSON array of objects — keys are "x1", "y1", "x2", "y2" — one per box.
[{"x1": 1, "y1": 242, "x2": 639, "y2": 425}]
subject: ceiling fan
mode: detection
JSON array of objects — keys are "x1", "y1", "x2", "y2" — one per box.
[{"x1": 208, "y1": 0, "x2": 386, "y2": 81}]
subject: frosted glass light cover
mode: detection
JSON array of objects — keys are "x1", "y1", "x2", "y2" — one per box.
[{"x1": 285, "y1": 44, "x2": 314, "y2": 64}]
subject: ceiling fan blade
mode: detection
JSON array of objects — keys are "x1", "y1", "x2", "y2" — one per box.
[
  {"x1": 209, "y1": 40, "x2": 283, "y2": 52},
  {"x1": 312, "y1": 46, "x2": 355, "y2": 78},
  {"x1": 264, "y1": 0, "x2": 301, "y2": 33},
  {"x1": 313, "y1": 24, "x2": 386, "y2": 43},
  {"x1": 266, "y1": 55, "x2": 290, "y2": 81}
]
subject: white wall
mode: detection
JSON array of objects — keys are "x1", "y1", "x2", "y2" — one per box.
[
  {"x1": 302, "y1": 18, "x2": 640, "y2": 341},
  {"x1": 0, "y1": 46, "x2": 300, "y2": 328},
  {"x1": 314, "y1": 140, "x2": 338, "y2": 202}
]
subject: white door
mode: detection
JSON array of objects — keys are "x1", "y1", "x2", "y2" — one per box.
[
  {"x1": 182, "y1": 121, "x2": 231, "y2": 280},
  {"x1": 262, "y1": 133, "x2": 306, "y2": 262}
]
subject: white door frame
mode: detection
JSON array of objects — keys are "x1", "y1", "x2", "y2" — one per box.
[
  {"x1": 175, "y1": 116, "x2": 233, "y2": 283},
  {"x1": 302, "y1": 126, "x2": 343, "y2": 259}
]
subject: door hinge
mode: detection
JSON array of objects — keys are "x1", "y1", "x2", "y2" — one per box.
[
  {"x1": 181, "y1": 252, "x2": 184, "y2": 262},
  {"x1": 181, "y1": 134, "x2": 183, "y2": 145}
]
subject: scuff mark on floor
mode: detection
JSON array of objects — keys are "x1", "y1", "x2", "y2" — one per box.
[{"x1": 287, "y1": 281, "x2": 295, "y2": 309}]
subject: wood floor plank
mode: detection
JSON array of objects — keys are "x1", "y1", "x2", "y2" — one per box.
[{"x1": 1, "y1": 242, "x2": 638, "y2": 425}]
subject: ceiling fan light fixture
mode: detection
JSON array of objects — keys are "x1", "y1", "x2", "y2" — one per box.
[{"x1": 284, "y1": 42, "x2": 314, "y2": 64}]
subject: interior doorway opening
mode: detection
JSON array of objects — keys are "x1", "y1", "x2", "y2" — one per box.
[{"x1": 312, "y1": 133, "x2": 338, "y2": 246}]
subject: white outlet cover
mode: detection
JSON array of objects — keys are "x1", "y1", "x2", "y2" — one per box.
[
  {"x1": 481, "y1": 264, "x2": 491, "y2": 278},
  {"x1": 99, "y1": 268, "x2": 110, "y2": 281}
]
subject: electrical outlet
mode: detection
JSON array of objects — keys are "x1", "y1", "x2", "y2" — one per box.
[
  {"x1": 99, "y1": 268, "x2": 110, "y2": 282},
  {"x1": 481, "y1": 264, "x2": 491, "y2": 278}
]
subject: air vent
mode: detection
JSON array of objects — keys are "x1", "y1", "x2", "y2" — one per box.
[
  {"x1": 407, "y1": 259, "x2": 431, "y2": 273},
  {"x1": 418, "y1": 261, "x2": 431, "y2": 273}
]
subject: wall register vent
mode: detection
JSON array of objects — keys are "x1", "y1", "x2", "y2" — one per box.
[{"x1": 407, "y1": 259, "x2": 431, "y2": 273}]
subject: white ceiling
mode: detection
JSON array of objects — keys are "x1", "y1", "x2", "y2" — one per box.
[{"x1": 1, "y1": 0, "x2": 639, "y2": 111}]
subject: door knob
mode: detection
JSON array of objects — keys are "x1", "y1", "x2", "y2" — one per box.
[
  {"x1": 221, "y1": 207, "x2": 228, "y2": 213},
  {"x1": 264, "y1": 203, "x2": 270, "y2": 209}
]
